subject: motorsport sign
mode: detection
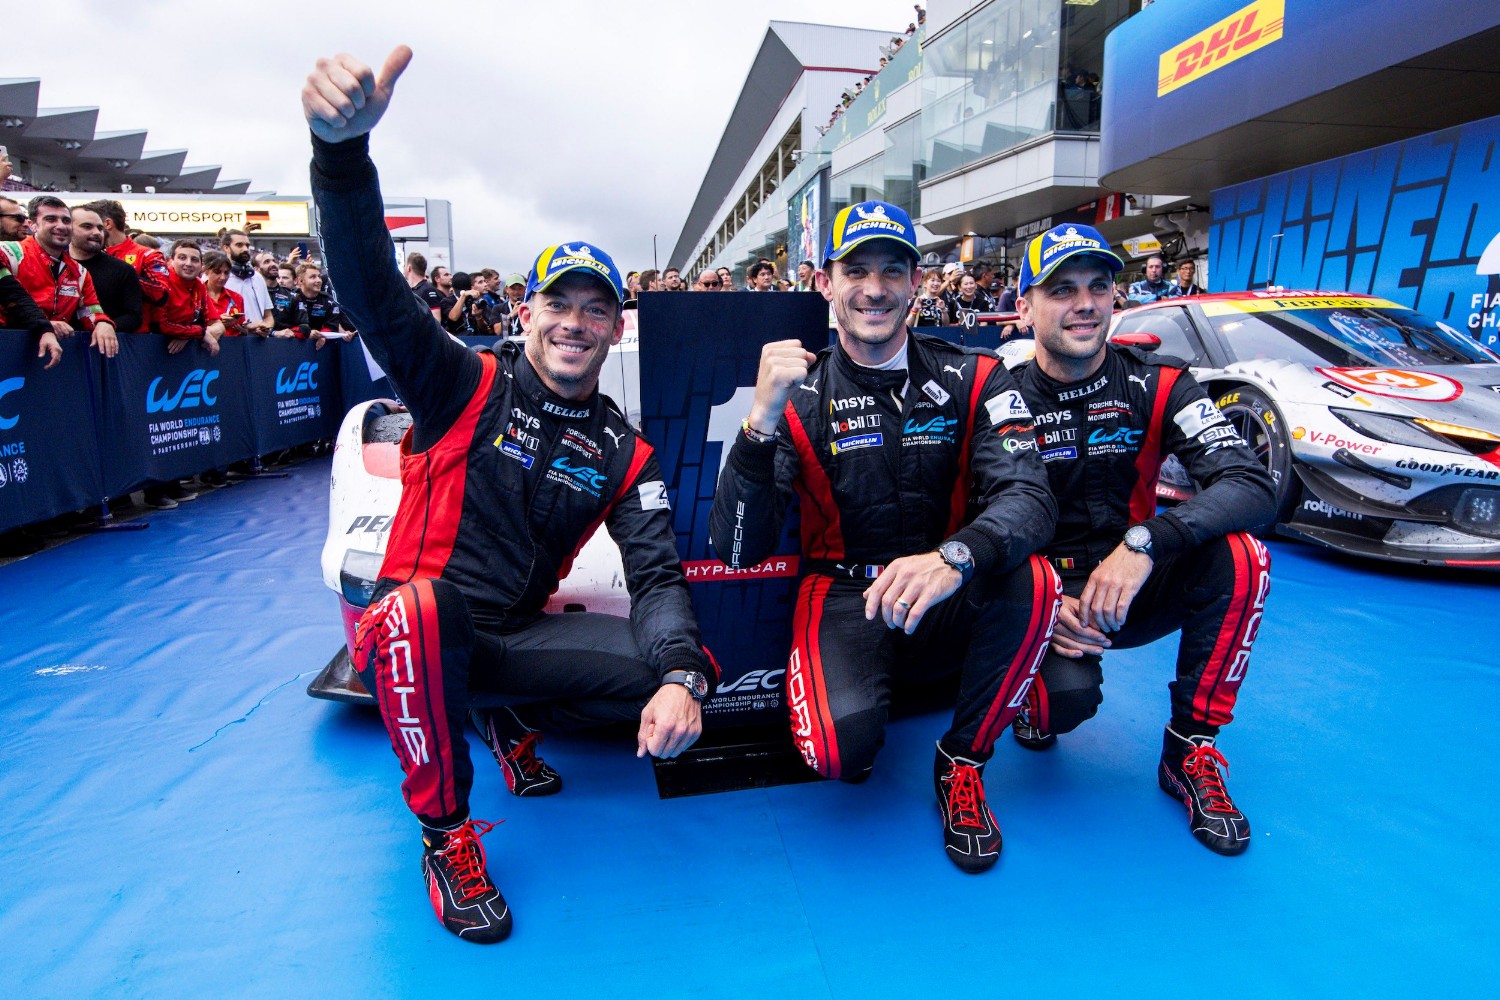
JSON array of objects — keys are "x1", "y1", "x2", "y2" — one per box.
[
  {"x1": 1157, "y1": 0, "x2": 1285, "y2": 97},
  {"x1": 65, "y1": 198, "x2": 312, "y2": 236}
]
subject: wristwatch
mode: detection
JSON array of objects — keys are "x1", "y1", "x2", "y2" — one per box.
[
  {"x1": 662, "y1": 669, "x2": 709, "y2": 703},
  {"x1": 1123, "y1": 524, "x2": 1154, "y2": 556},
  {"x1": 937, "y1": 540, "x2": 974, "y2": 583}
]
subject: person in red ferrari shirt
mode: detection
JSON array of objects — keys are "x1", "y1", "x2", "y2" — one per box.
[
  {"x1": 84, "y1": 199, "x2": 172, "y2": 331},
  {"x1": 202, "y1": 250, "x2": 247, "y2": 336},
  {"x1": 0, "y1": 195, "x2": 117, "y2": 358},
  {"x1": 158, "y1": 240, "x2": 224, "y2": 355}
]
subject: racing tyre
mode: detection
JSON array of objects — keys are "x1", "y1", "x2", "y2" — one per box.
[{"x1": 1215, "y1": 386, "x2": 1297, "y2": 526}]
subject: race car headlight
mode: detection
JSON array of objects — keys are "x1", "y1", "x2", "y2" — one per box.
[
  {"x1": 1331, "y1": 409, "x2": 1470, "y2": 455},
  {"x1": 1412, "y1": 418, "x2": 1500, "y2": 456},
  {"x1": 1454, "y1": 488, "x2": 1500, "y2": 538},
  {"x1": 339, "y1": 549, "x2": 385, "y2": 607}
]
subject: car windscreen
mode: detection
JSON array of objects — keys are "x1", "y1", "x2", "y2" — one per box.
[{"x1": 1202, "y1": 301, "x2": 1500, "y2": 368}]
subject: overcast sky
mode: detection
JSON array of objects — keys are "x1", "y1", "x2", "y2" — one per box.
[{"x1": 9, "y1": 0, "x2": 922, "y2": 272}]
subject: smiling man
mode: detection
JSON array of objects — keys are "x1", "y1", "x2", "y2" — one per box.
[
  {"x1": 1007, "y1": 223, "x2": 1275, "y2": 856},
  {"x1": 710, "y1": 199, "x2": 1060, "y2": 873},
  {"x1": 302, "y1": 46, "x2": 717, "y2": 944}
]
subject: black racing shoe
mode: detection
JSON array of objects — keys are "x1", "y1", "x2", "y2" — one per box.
[
  {"x1": 1158, "y1": 726, "x2": 1251, "y2": 856},
  {"x1": 934, "y1": 742, "x2": 1002, "y2": 873},
  {"x1": 472, "y1": 709, "x2": 563, "y2": 797},
  {"x1": 1011, "y1": 684, "x2": 1056, "y2": 750},
  {"x1": 421, "y1": 819, "x2": 512, "y2": 944}
]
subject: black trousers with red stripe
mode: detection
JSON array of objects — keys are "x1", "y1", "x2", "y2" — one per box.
[
  {"x1": 787, "y1": 555, "x2": 1060, "y2": 780},
  {"x1": 1030, "y1": 532, "x2": 1270, "y2": 739},
  {"x1": 352, "y1": 578, "x2": 660, "y2": 827}
]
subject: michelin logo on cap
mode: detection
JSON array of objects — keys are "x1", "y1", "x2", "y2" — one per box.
[
  {"x1": 1018, "y1": 222, "x2": 1124, "y2": 297},
  {"x1": 824, "y1": 200, "x2": 919, "y2": 265},
  {"x1": 525, "y1": 241, "x2": 626, "y2": 303}
]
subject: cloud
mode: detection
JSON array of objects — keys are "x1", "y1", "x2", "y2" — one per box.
[{"x1": 9, "y1": 0, "x2": 919, "y2": 270}]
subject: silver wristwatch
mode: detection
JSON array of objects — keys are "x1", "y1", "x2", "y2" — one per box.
[
  {"x1": 937, "y1": 539, "x2": 974, "y2": 582},
  {"x1": 662, "y1": 669, "x2": 709, "y2": 702},
  {"x1": 1123, "y1": 524, "x2": 1153, "y2": 556}
]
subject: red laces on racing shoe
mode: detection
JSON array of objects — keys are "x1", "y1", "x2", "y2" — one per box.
[
  {"x1": 473, "y1": 710, "x2": 564, "y2": 796},
  {"x1": 422, "y1": 818, "x2": 513, "y2": 944},
  {"x1": 1182, "y1": 744, "x2": 1235, "y2": 814},
  {"x1": 438, "y1": 819, "x2": 497, "y2": 903},
  {"x1": 933, "y1": 742, "x2": 1002, "y2": 873},
  {"x1": 1158, "y1": 726, "x2": 1251, "y2": 857}
]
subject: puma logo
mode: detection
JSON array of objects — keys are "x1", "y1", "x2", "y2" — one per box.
[
  {"x1": 799, "y1": 379, "x2": 819, "y2": 392},
  {"x1": 943, "y1": 363, "x2": 966, "y2": 381},
  {"x1": 1128, "y1": 374, "x2": 1150, "y2": 391},
  {"x1": 604, "y1": 427, "x2": 625, "y2": 448}
]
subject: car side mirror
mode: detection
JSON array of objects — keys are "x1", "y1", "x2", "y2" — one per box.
[{"x1": 1110, "y1": 332, "x2": 1162, "y2": 351}]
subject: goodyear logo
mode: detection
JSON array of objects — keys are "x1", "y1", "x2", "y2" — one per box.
[{"x1": 1158, "y1": 0, "x2": 1284, "y2": 97}]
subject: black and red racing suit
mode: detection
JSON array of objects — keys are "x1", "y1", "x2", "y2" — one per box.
[
  {"x1": 710, "y1": 332, "x2": 1061, "y2": 778},
  {"x1": 311, "y1": 132, "x2": 714, "y2": 826},
  {"x1": 1010, "y1": 345, "x2": 1277, "y2": 737}
]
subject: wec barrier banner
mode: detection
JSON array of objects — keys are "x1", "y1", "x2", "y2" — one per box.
[
  {"x1": 100, "y1": 335, "x2": 257, "y2": 495},
  {"x1": 0, "y1": 336, "x2": 104, "y2": 528},
  {"x1": 243, "y1": 339, "x2": 343, "y2": 453},
  {"x1": 637, "y1": 292, "x2": 831, "y2": 726}
]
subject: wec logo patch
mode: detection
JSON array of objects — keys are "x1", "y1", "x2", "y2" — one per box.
[
  {"x1": 275, "y1": 362, "x2": 319, "y2": 394},
  {"x1": 0, "y1": 376, "x2": 23, "y2": 430},
  {"x1": 147, "y1": 369, "x2": 219, "y2": 413}
]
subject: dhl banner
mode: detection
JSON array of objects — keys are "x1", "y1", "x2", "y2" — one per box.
[{"x1": 1157, "y1": 0, "x2": 1284, "y2": 97}]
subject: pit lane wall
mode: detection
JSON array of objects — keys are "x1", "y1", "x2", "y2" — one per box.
[
  {"x1": 1208, "y1": 113, "x2": 1500, "y2": 345},
  {"x1": 0, "y1": 332, "x2": 342, "y2": 532}
]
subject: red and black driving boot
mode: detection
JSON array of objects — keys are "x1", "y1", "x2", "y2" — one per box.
[
  {"x1": 420, "y1": 817, "x2": 512, "y2": 943},
  {"x1": 1158, "y1": 725, "x2": 1251, "y2": 856},
  {"x1": 472, "y1": 708, "x2": 563, "y2": 797},
  {"x1": 934, "y1": 742, "x2": 1002, "y2": 873}
]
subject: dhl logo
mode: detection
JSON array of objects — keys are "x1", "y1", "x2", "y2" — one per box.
[{"x1": 1157, "y1": 0, "x2": 1284, "y2": 97}]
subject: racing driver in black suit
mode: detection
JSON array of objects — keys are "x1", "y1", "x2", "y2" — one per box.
[
  {"x1": 302, "y1": 46, "x2": 716, "y2": 943},
  {"x1": 1008, "y1": 223, "x2": 1276, "y2": 856},
  {"x1": 710, "y1": 199, "x2": 1061, "y2": 874}
]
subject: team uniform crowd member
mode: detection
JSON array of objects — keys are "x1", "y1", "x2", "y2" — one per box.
[
  {"x1": 286, "y1": 262, "x2": 354, "y2": 345},
  {"x1": 710, "y1": 200, "x2": 1060, "y2": 873},
  {"x1": 0, "y1": 196, "x2": 118, "y2": 361},
  {"x1": 1007, "y1": 224, "x2": 1276, "y2": 856},
  {"x1": 90, "y1": 199, "x2": 173, "y2": 330},
  {"x1": 303, "y1": 45, "x2": 718, "y2": 944},
  {"x1": 157, "y1": 240, "x2": 224, "y2": 354}
]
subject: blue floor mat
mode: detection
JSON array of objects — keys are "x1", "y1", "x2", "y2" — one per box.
[{"x1": 2, "y1": 458, "x2": 1496, "y2": 998}]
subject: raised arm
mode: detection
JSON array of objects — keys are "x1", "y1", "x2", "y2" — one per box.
[{"x1": 303, "y1": 47, "x2": 478, "y2": 439}]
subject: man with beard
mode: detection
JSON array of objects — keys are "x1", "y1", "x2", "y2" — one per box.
[
  {"x1": 710, "y1": 199, "x2": 1060, "y2": 873},
  {"x1": 70, "y1": 205, "x2": 142, "y2": 334},
  {"x1": 302, "y1": 45, "x2": 717, "y2": 944},
  {"x1": 220, "y1": 229, "x2": 274, "y2": 334},
  {"x1": 1006, "y1": 223, "x2": 1274, "y2": 856},
  {"x1": 84, "y1": 199, "x2": 172, "y2": 331}
]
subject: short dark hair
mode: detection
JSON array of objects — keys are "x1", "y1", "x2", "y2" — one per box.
[
  {"x1": 748, "y1": 262, "x2": 771, "y2": 281},
  {"x1": 405, "y1": 251, "x2": 428, "y2": 276},
  {"x1": 83, "y1": 199, "x2": 128, "y2": 230},
  {"x1": 450, "y1": 271, "x2": 473, "y2": 293},
  {"x1": 170, "y1": 238, "x2": 202, "y2": 258},
  {"x1": 219, "y1": 228, "x2": 247, "y2": 247},
  {"x1": 663, "y1": 266, "x2": 680, "y2": 277},
  {"x1": 202, "y1": 250, "x2": 230, "y2": 272},
  {"x1": 27, "y1": 195, "x2": 69, "y2": 221},
  {"x1": 638, "y1": 268, "x2": 658, "y2": 289},
  {"x1": 480, "y1": 267, "x2": 499, "y2": 282}
]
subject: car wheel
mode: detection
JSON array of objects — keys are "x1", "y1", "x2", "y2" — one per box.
[{"x1": 1215, "y1": 385, "x2": 1298, "y2": 524}]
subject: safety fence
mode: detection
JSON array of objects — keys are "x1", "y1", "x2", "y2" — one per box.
[{"x1": 0, "y1": 330, "x2": 438, "y2": 533}]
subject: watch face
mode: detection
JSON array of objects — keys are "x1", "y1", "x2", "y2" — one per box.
[
  {"x1": 1125, "y1": 526, "x2": 1151, "y2": 550},
  {"x1": 941, "y1": 541, "x2": 973, "y2": 567}
]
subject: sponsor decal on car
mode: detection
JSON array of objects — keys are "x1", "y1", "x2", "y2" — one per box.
[
  {"x1": 1314, "y1": 368, "x2": 1463, "y2": 402},
  {"x1": 1201, "y1": 296, "x2": 1400, "y2": 316},
  {"x1": 1393, "y1": 458, "x2": 1500, "y2": 480},
  {"x1": 1290, "y1": 426, "x2": 1382, "y2": 455}
]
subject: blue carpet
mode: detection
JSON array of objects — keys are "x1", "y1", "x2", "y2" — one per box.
[{"x1": 1, "y1": 458, "x2": 1496, "y2": 998}]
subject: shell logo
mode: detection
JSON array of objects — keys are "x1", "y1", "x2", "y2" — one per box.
[{"x1": 1292, "y1": 426, "x2": 1306, "y2": 440}]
